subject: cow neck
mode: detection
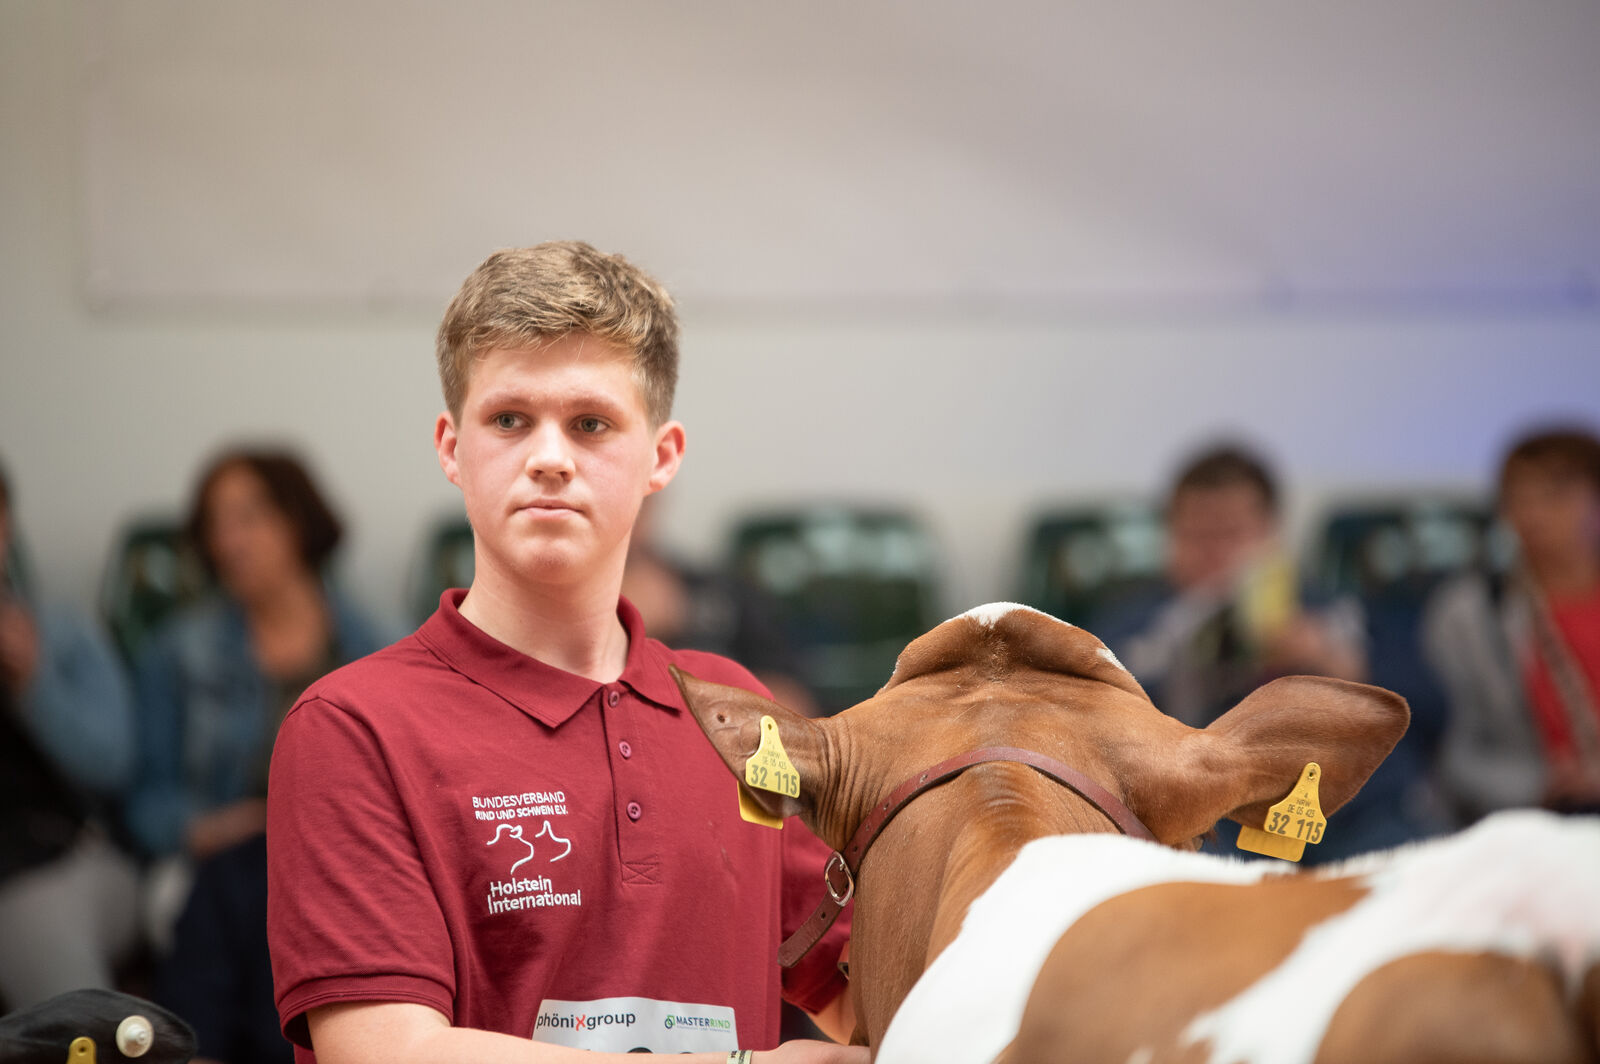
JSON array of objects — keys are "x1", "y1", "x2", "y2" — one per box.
[{"x1": 779, "y1": 745, "x2": 1156, "y2": 969}]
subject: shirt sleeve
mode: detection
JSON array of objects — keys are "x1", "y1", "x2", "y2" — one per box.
[
  {"x1": 20, "y1": 603, "x2": 135, "y2": 794},
  {"x1": 266, "y1": 695, "x2": 457, "y2": 1047},
  {"x1": 776, "y1": 815, "x2": 852, "y2": 1015}
]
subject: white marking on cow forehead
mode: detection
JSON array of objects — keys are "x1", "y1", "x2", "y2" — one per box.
[
  {"x1": 951, "y1": 601, "x2": 1070, "y2": 629},
  {"x1": 1184, "y1": 810, "x2": 1600, "y2": 1064},
  {"x1": 1097, "y1": 645, "x2": 1125, "y2": 671}
]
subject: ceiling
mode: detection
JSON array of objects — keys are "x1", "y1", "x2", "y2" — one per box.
[{"x1": 83, "y1": 0, "x2": 1600, "y2": 311}]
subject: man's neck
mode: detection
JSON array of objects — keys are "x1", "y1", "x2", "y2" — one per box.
[{"x1": 459, "y1": 569, "x2": 631, "y2": 683}]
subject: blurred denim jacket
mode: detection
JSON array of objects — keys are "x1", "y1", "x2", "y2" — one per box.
[{"x1": 124, "y1": 586, "x2": 387, "y2": 858}]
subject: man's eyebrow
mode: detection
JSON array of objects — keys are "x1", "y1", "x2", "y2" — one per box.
[{"x1": 474, "y1": 389, "x2": 630, "y2": 415}]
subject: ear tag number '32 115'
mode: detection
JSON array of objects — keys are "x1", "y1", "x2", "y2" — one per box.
[
  {"x1": 1236, "y1": 762, "x2": 1327, "y2": 862},
  {"x1": 746, "y1": 716, "x2": 801, "y2": 797},
  {"x1": 737, "y1": 716, "x2": 800, "y2": 830}
]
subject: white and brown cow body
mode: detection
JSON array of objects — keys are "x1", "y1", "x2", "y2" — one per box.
[
  {"x1": 674, "y1": 603, "x2": 1600, "y2": 1063},
  {"x1": 888, "y1": 814, "x2": 1600, "y2": 1063}
]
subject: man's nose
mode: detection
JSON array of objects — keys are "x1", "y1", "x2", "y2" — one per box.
[{"x1": 524, "y1": 425, "x2": 576, "y2": 481}]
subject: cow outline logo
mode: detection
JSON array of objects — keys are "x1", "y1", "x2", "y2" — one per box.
[
  {"x1": 486, "y1": 820, "x2": 572, "y2": 874},
  {"x1": 486, "y1": 824, "x2": 537, "y2": 874},
  {"x1": 535, "y1": 819, "x2": 572, "y2": 862}
]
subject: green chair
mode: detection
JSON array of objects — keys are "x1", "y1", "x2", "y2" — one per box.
[
  {"x1": 99, "y1": 518, "x2": 210, "y2": 663},
  {"x1": 410, "y1": 515, "x2": 475, "y2": 623},
  {"x1": 1016, "y1": 501, "x2": 1166, "y2": 627},
  {"x1": 1309, "y1": 497, "x2": 1499, "y2": 602},
  {"x1": 728, "y1": 507, "x2": 942, "y2": 714}
]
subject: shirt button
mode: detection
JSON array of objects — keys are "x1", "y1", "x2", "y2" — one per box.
[
  {"x1": 618, "y1": 740, "x2": 633, "y2": 759},
  {"x1": 626, "y1": 801, "x2": 642, "y2": 821},
  {"x1": 607, "y1": 690, "x2": 621, "y2": 707}
]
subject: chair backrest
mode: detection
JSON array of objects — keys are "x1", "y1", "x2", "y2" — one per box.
[
  {"x1": 410, "y1": 515, "x2": 475, "y2": 623},
  {"x1": 99, "y1": 517, "x2": 210, "y2": 663},
  {"x1": 1016, "y1": 501, "x2": 1167, "y2": 626},
  {"x1": 728, "y1": 506, "x2": 941, "y2": 714},
  {"x1": 1309, "y1": 496, "x2": 1500, "y2": 602},
  {"x1": 1309, "y1": 495, "x2": 1501, "y2": 774}
]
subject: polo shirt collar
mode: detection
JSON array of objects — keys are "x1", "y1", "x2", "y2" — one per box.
[{"x1": 416, "y1": 589, "x2": 684, "y2": 728}]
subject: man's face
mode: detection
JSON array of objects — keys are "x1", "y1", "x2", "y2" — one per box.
[
  {"x1": 1501, "y1": 460, "x2": 1600, "y2": 566},
  {"x1": 1166, "y1": 483, "x2": 1276, "y2": 592},
  {"x1": 435, "y1": 336, "x2": 683, "y2": 596}
]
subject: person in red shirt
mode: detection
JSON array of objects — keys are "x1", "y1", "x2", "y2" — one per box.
[
  {"x1": 1425, "y1": 425, "x2": 1600, "y2": 820},
  {"x1": 267, "y1": 243, "x2": 862, "y2": 1064}
]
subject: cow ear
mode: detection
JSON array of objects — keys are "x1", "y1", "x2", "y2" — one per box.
[
  {"x1": 670, "y1": 666, "x2": 826, "y2": 823},
  {"x1": 1128, "y1": 675, "x2": 1409, "y2": 845}
]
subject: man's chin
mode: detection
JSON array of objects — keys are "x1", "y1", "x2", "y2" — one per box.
[{"x1": 509, "y1": 543, "x2": 607, "y2": 584}]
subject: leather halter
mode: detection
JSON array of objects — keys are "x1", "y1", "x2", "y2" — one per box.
[{"x1": 779, "y1": 745, "x2": 1157, "y2": 968}]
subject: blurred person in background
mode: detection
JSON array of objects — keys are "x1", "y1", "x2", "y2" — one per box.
[
  {"x1": 126, "y1": 447, "x2": 386, "y2": 1063},
  {"x1": 1424, "y1": 426, "x2": 1600, "y2": 823},
  {"x1": 1093, "y1": 443, "x2": 1426, "y2": 862},
  {"x1": 0, "y1": 456, "x2": 140, "y2": 1009},
  {"x1": 1095, "y1": 443, "x2": 1366, "y2": 726},
  {"x1": 621, "y1": 498, "x2": 820, "y2": 719}
]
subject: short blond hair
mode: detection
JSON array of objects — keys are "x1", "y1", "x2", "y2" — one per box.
[{"x1": 436, "y1": 242, "x2": 679, "y2": 423}]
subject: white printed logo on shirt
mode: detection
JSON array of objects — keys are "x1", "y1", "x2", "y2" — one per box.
[
  {"x1": 532, "y1": 997, "x2": 739, "y2": 1053},
  {"x1": 487, "y1": 821, "x2": 572, "y2": 875},
  {"x1": 471, "y1": 786, "x2": 581, "y2": 916}
]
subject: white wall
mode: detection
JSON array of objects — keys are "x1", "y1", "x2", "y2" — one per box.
[{"x1": 3, "y1": 2, "x2": 1598, "y2": 632}]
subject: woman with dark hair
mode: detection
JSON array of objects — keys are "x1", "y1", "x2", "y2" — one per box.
[
  {"x1": 125, "y1": 447, "x2": 385, "y2": 864},
  {"x1": 125, "y1": 448, "x2": 386, "y2": 1064}
]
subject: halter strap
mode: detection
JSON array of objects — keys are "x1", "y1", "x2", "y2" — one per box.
[{"x1": 778, "y1": 745, "x2": 1155, "y2": 967}]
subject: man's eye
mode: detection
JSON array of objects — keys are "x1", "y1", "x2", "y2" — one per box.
[
  {"x1": 577, "y1": 417, "x2": 606, "y2": 434},
  {"x1": 493, "y1": 413, "x2": 521, "y2": 430}
]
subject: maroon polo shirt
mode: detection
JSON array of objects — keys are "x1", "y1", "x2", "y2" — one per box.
[{"x1": 267, "y1": 591, "x2": 849, "y2": 1057}]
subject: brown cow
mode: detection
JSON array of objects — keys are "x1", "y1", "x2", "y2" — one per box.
[{"x1": 674, "y1": 603, "x2": 1600, "y2": 1064}]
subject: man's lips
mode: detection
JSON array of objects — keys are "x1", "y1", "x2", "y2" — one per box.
[{"x1": 516, "y1": 500, "x2": 581, "y2": 516}]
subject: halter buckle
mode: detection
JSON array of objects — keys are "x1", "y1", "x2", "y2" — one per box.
[{"x1": 824, "y1": 851, "x2": 855, "y2": 907}]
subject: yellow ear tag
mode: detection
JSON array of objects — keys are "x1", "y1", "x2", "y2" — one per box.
[
  {"x1": 68, "y1": 1037, "x2": 97, "y2": 1064},
  {"x1": 736, "y1": 780, "x2": 784, "y2": 829},
  {"x1": 735, "y1": 716, "x2": 798, "y2": 830},
  {"x1": 746, "y1": 716, "x2": 802, "y2": 798},
  {"x1": 1236, "y1": 762, "x2": 1327, "y2": 862}
]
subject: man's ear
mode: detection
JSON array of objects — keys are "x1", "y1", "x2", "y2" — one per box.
[
  {"x1": 646, "y1": 420, "x2": 686, "y2": 495},
  {"x1": 671, "y1": 666, "x2": 825, "y2": 823},
  {"x1": 435, "y1": 411, "x2": 462, "y2": 487},
  {"x1": 1122, "y1": 675, "x2": 1410, "y2": 846}
]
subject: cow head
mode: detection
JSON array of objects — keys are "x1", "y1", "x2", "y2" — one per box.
[{"x1": 673, "y1": 602, "x2": 1408, "y2": 856}]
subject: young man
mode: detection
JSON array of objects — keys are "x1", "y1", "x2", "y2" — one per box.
[{"x1": 266, "y1": 243, "x2": 860, "y2": 1064}]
